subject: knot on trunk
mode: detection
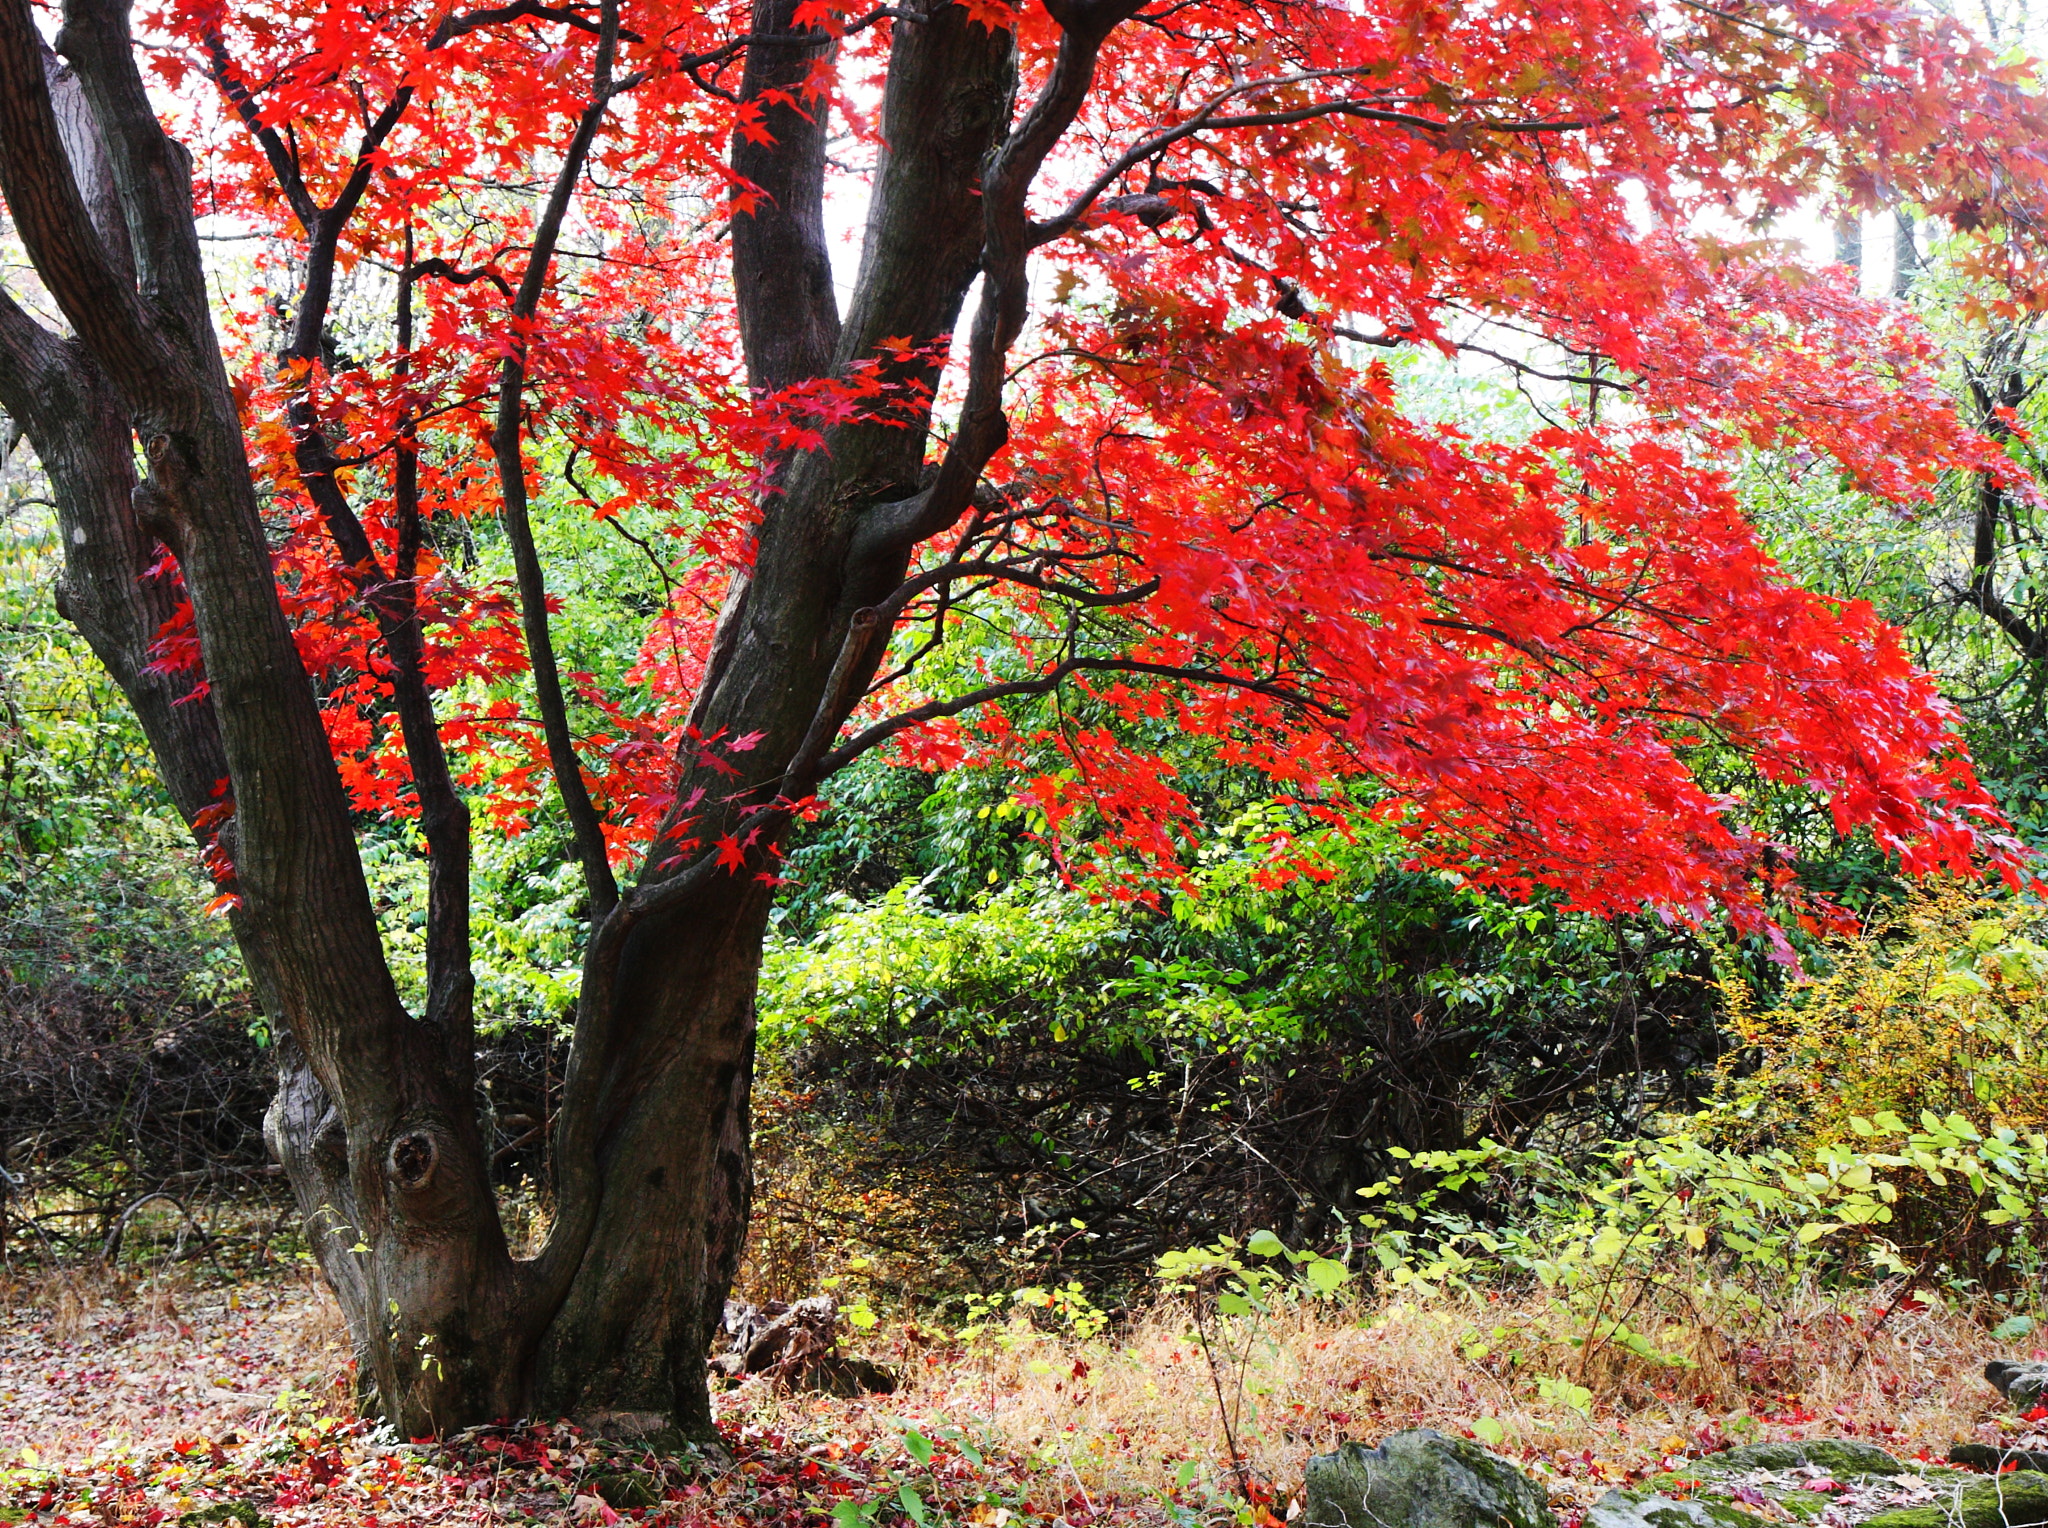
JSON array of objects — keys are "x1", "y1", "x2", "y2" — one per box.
[
  {"x1": 143, "y1": 432, "x2": 202, "y2": 495},
  {"x1": 389, "y1": 1130, "x2": 438, "y2": 1189}
]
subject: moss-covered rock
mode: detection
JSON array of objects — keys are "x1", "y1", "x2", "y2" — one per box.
[
  {"x1": 1304, "y1": 1430, "x2": 1556, "y2": 1528},
  {"x1": 1645, "y1": 1474, "x2": 1833, "y2": 1523},
  {"x1": 1644, "y1": 1445, "x2": 1972, "y2": 1528},
  {"x1": 1707, "y1": 1442, "x2": 1905, "y2": 1477},
  {"x1": 1862, "y1": 1472, "x2": 2048, "y2": 1528},
  {"x1": 593, "y1": 1471, "x2": 662, "y2": 1509},
  {"x1": 1585, "y1": 1489, "x2": 1773, "y2": 1528}
]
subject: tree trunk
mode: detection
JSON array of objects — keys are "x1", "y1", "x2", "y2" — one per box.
[
  {"x1": 533, "y1": 920, "x2": 764, "y2": 1446},
  {"x1": 0, "y1": 0, "x2": 1127, "y2": 1443}
]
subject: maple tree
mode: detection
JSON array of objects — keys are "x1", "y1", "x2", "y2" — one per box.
[{"x1": 0, "y1": 0, "x2": 2044, "y2": 1444}]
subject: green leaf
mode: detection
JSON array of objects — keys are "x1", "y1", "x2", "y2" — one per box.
[
  {"x1": 898, "y1": 1486, "x2": 927, "y2": 1527},
  {"x1": 1471, "y1": 1417, "x2": 1506, "y2": 1447},
  {"x1": 1246, "y1": 1229, "x2": 1286, "y2": 1258},
  {"x1": 1994, "y1": 1315, "x2": 2037, "y2": 1341},
  {"x1": 902, "y1": 1429, "x2": 933, "y2": 1467},
  {"x1": 1305, "y1": 1257, "x2": 1350, "y2": 1294}
]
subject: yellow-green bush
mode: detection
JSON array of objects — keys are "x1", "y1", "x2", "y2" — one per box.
[
  {"x1": 1716, "y1": 880, "x2": 2048, "y2": 1282},
  {"x1": 1721, "y1": 881, "x2": 2048, "y2": 1147}
]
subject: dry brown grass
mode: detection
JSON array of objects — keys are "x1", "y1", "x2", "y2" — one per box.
[
  {"x1": 3, "y1": 1260, "x2": 2028, "y2": 1520},
  {"x1": 717, "y1": 1280, "x2": 2026, "y2": 1512}
]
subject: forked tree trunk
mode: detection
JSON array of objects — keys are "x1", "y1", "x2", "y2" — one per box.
[
  {"x1": 263, "y1": 925, "x2": 759, "y2": 1444},
  {"x1": 0, "y1": 0, "x2": 1064, "y2": 1443}
]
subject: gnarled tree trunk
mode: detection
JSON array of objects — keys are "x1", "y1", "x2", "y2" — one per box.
[{"x1": 0, "y1": 0, "x2": 1118, "y2": 1443}]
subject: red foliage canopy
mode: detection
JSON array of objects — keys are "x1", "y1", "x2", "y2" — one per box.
[{"x1": 135, "y1": 0, "x2": 2048, "y2": 938}]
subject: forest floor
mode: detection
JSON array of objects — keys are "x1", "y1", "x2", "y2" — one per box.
[{"x1": 0, "y1": 1259, "x2": 2032, "y2": 1528}]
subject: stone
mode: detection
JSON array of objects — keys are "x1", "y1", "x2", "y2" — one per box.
[
  {"x1": 1303, "y1": 1429, "x2": 1556, "y2": 1528},
  {"x1": 1644, "y1": 1440, "x2": 1957, "y2": 1527},
  {"x1": 580, "y1": 1409, "x2": 687, "y2": 1455},
  {"x1": 593, "y1": 1471, "x2": 662, "y2": 1509},
  {"x1": 178, "y1": 1506, "x2": 270, "y2": 1528},
  {"x1": 1863, "y1": 1472, "x2": 2048, "y2": 1528},
  {"x1": 1646, "y1": 1476, "x2": 1832, "y2": 1524},
  {"x1": 1988, "y1": 1362, "x2": 2048, "y2": 1409},
  {"x1": 805, "y1": 1354, "x2": 900, "y2": 1397},
  {"x1": 1706, "y1": 1441, "x2": 1905, "y2": 1477},
  {"x1": 1585, "y1": 1490, "x2": 1771, "y2": 1528},
  {"x1": 1950, "y1": 1444, "x2": 2048, "y2": 1474}
]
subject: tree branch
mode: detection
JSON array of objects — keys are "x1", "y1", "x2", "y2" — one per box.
[
  {"x1": 394, "y1": 233, "x2": 476, "y2": 1074},
  {"x1": 873, "y1": 556, "x2": 1159, "y2": 626},
  {"x1": 1030, "y1": 82, "x2": 1725, "y2": 250},
  {"x1": 819, "y1": 653, "x2": 1335, "y2": 777},
  {"x1": 54, "y1": 0, "x2": 218, "y2": 344},
  {"x1": 0, "y1": 0, "x2": 184, "y2": 413},
  {"x1": 729, "y1": 0, "x2": 842, "y2": 393},
  {"x1": 853, "y1": 0, "x2": 1146, "y2": 566},
  {"x1": 491, "y1": 0, "x2": 626, "y2": 921}
]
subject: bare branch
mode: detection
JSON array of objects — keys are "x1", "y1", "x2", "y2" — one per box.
[{"x1": 491, "y1": 0, "x2": 627, "y2": 920}]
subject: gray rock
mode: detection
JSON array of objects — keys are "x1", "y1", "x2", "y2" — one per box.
[
  {"x1": 1707, "y1": 1440, "x2": 1905, "y2": 1477},
  {"x1": 1585, "y1": 1490, "x2": 1771, "y2": 1528},
  {"x1": 1951, "y1": 1443, "x2": 2048, "y2": 1474},
  {"x1": 1988, "y1": 1361, "x2": 2048, "y2": 1409},
  {"x1": 1303, "y1": 1429, "x2": 1556, "y2": 1528}
]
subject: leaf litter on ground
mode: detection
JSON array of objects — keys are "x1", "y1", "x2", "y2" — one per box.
[{"x1": 4, "y1": 1266, "x2": 2045, "y2": 1528}]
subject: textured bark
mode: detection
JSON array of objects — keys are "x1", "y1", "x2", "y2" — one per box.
[
  {"x1": 0, "y1": 0, "x2": 1101, "y2": 1445},
  {"x1": 731, "y1": 0, "x2": 841, "y2": 393},
  {"x1": 0, "y1": 0, "x2": 516, "y2": 1435},
  {"x1": 1893, "y1": 207, "x2": 1921, "y2": 298},
  {"x1": 521, "y1": 0, "x2": 1019, "y2": 1440}
]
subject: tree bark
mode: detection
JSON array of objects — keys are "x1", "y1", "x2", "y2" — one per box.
[
  {"x1": 0, "y1": 0, "x2": 1032, "y2": 1444},
  {"x1": 522, "y1": 0, "x2": 1019, "y2": 1442}
]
